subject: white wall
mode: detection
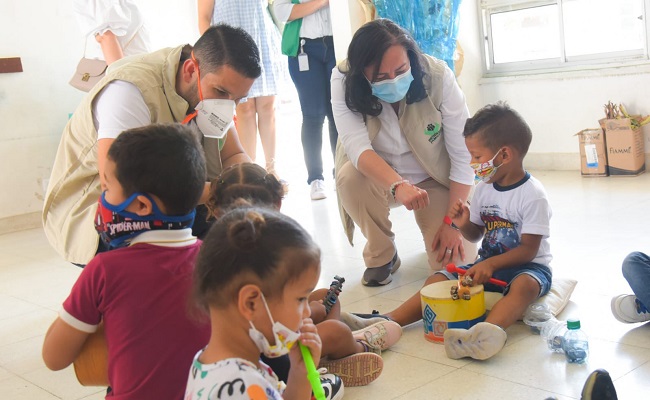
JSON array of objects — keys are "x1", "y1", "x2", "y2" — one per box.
[
  {"x1": 0, "y1": 0, "x2": 198, "y2": 233},
  {"x1": 457, "y1": 2, "x2": 650, "y2": 170}
]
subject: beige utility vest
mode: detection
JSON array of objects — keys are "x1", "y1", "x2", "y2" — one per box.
[
  {"x1": 334, "y1": 55, "x2": 452, "y2": 244},
  {"x1": 43, "y1": 46, "x2": 223, "y2": 264}
]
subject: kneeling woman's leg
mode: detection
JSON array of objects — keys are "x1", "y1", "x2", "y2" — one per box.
[{"x1": 336, "y1": 161, "x2": 395, "y2": 269}]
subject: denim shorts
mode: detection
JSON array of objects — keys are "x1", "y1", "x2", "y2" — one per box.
[{"x1": 435, "y1": 258, "x2": 552, "y2": 298}]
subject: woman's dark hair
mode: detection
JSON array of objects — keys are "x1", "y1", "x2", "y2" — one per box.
[
  {"x1": 107, "y1": 123, "x2": 206, "y2": 215},
  {"x1": 193, "y1": 207, "x2": 320, "y2": 310},
  {"x1": 342, "y1": 19, "x2": 428, "y2": 118},
  {"x1": 191, "y1": 24, "x2": 261, "y2": 79},
  {"x1": 206, "y1": 163, "x2": 286, "y2": 218}
]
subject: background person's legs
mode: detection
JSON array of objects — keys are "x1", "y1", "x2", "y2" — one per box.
[
  {"x1": 301, "y1": 114, "x2": 325, "y2": 183},
  {"x1": 255, "y1": 96, "x2": 277, "y2": 175},
  {"x1": 288, "y1": 40, "x2": 329, "y2": 186},
  {"x1": 322, "y1": 38, "x2": 338, "y2": 163},
  {"x1": 235, "y1": 98, "x2": 258, "y2": 160}
]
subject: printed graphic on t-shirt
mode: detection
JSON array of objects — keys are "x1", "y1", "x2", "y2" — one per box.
[
  {"x1": 185, "y1": 358, "x2": 282, "y2": 400},
  {"x1": 478, "y1": 207, "x2": 519, "y2": 259}
]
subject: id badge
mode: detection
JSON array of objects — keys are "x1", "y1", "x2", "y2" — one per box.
[{"x1": 298, "y1": 53, "x2": 309, "y2": 72}]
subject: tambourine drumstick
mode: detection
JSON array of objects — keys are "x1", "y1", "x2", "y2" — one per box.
[{"x1": 445, "y1": 263, "x2": 507, "y2": 287}]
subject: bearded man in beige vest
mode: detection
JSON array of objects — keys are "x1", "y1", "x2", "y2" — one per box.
[{"x1": 44, "y1": 25, "x2": 261, "y2": 265}]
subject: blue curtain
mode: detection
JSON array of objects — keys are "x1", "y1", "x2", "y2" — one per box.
[{"x1": 374, "y1": 0, "x2": 462, "y2": 71}]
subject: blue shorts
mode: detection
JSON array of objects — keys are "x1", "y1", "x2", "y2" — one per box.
[{"x1": 435, "y1": 259, "x2": 552, "y2": 298}]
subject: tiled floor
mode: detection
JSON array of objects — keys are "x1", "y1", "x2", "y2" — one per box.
[{"x1": 2, "y1": 102, "x2": 650, "y2": 399}]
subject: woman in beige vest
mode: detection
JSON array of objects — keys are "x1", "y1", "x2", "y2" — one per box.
[{"x1": 331, "y1": 19, "x2": 477, "y2": 286}]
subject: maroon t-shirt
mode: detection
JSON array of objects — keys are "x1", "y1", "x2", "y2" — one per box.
[{"x1": 61, "y1": 238, "x2": 210, "y2": 399}]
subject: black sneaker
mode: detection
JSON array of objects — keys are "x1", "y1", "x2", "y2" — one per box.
[
  {"x1": 362, "y1": 253, "x2": 400, "y2": 287},
  {"x1": 316, "y1": 369, "x2": 344, "y2": 400},
  {"x1": 581, "y1": 369, "x2": 618, "y2": 400}
]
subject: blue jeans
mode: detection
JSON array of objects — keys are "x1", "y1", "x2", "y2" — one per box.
[
  {"x1": 288, "y1": 36, "x2": 338, "y2": 184},
  {"x1": 622, "y1": 251, "x2": 650, "y2": 309}
]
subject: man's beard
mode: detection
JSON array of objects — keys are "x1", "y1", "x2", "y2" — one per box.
[{"x1": 186, "y1": 81, "x2": 200, "y2": 111}]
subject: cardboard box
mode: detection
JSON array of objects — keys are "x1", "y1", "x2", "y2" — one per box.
[
  {"x1": 575, "y1": 128, "x2": 608, "y2": 176},
  {"x1": 602, "y1": 118, "x2": 646, "y2": 176}
]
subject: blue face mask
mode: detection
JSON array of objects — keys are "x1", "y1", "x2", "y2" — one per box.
[
  {"x1": 369, "y1": 68, "x2": 414, "y2": 104},
  {"x1": 94, "y1": 191, "x2": 196, "y2": 249}
]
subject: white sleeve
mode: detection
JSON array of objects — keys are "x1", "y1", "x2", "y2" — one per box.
[
  {"x1": 272, "y1": 0, "x2": 295, "y2": 25},
  {"x1": 469, "y1": 183, "x2": 484, "y2": 227},
  {"x1": 331, "y1": 68, "x2": 374, "y2": 168},
  {"x1": 440, "y1": 65, "x2": 474, "y2": 185},
  {"x1": 521, "y1": 186, "x2": 551, "y2": 238},
  {"x1": 92, "y1": 80, "x2": 151, "y2": 139},
  {"x1": 72, "y1": 0, "x2": 138, "y2": 38}
]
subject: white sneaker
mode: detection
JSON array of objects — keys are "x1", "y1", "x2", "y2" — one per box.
[
  {"x1": 611, "y1": 294, "x2": 650, "y2": 323},
  {"x1": 339, "y1": 311, "x2": 391, "y2": 331},
  {"x1": 353, "y1": 320, "x2": 402, "y2": 352},
  {"x1": 310, "y1": 179, "x2": 327, "y2": 200},
  {"x1": 443, "y1": 322, "x2": 507, "y2": 360}
]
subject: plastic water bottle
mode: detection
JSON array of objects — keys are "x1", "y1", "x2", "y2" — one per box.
[
  {"x1": 523, "y1": 303, "x2": 553, "y2": 334},
  {"x1": 562, "y1": 319, "x2": 589, "y2": 363},
  {"x1": 540, "y1": 319, "x2": 567, "y2": 353}
]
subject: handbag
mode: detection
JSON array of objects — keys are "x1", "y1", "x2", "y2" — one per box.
[
  {"x1": 69, "y1": 30, "x2": 138, "y2": 92},
  {"x1": 280, "y1": 0, "x2": 302, "y2": 57},
  {"x1": 69, "y1": 57, "x2": 108, "y2": 92},
  {"x1": 268, "y1": 0, "x2": 285, "y2": 32}
]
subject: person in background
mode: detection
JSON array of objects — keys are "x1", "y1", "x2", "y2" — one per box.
[
  {"x1": 198, "y1": 0, "x2": 286, "y2": 178},
  {"x1": 331, "y1": 19, "x2": 477, "y2": 286},
  {"x1": 42, "y1": 124, "x2": 211, "y2": 399},
  {"x1": 72, "y1": 0, "x2": 150, "y2": 65},
  {"x1": 43, "y1": 25, "x2": 261, "y2": 266},
  {"x1": 611, "y1": 251, "x2": 650, "y2": 323},
  {"x1": 273, "y1": 0, "x2": 337, "y2": 200}
]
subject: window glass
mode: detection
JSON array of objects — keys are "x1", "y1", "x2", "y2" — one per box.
[
  {"x1": 482, "y1": 0, "x2": 649, "y2": 73},
  {"x1": 563, "y1": 0, "x2": 644, "y2": 57},
  {"x1": 491, "y1": 5, "x2": 560, "y2": 63}
]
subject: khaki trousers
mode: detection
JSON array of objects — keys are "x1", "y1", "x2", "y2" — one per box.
[{"x1": 337, "y1": 160, "x2": 477, "y2": 270}]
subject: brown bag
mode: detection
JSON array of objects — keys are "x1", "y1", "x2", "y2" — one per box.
[{"x1": 69, "y1": 57, "x2": 107, "y2": 92}]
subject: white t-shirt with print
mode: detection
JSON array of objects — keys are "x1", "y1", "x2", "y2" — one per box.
[
  {"x1": 470, "y1": 173, "x2": 552, "y2": 268},
  {"x1": 184, "y1": 352, "x2": 285, "y2": 400}
]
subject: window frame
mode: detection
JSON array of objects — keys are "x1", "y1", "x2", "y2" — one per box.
[{"x1": 479, "y1": 0, "x2": 650, "y2": 76}]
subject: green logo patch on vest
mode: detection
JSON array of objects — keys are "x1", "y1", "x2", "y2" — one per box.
[{"x1": 425, "y1": 123, "x2": 441, "y2": 143}]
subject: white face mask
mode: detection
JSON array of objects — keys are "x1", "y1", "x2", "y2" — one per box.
[
  {"x1": 248, "y1": 293, "x2": 301, "y2": 358},
  {"x1": 194, "y1": 99, "x2": 235, "y2": 139},
  {"x1": 182, "y1": 51, "x2": 236, "y2": 139}
]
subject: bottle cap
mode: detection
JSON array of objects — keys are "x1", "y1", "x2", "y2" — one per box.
[{"x1": 567, "y1": 319, "x2": 581, "y2": 329}]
